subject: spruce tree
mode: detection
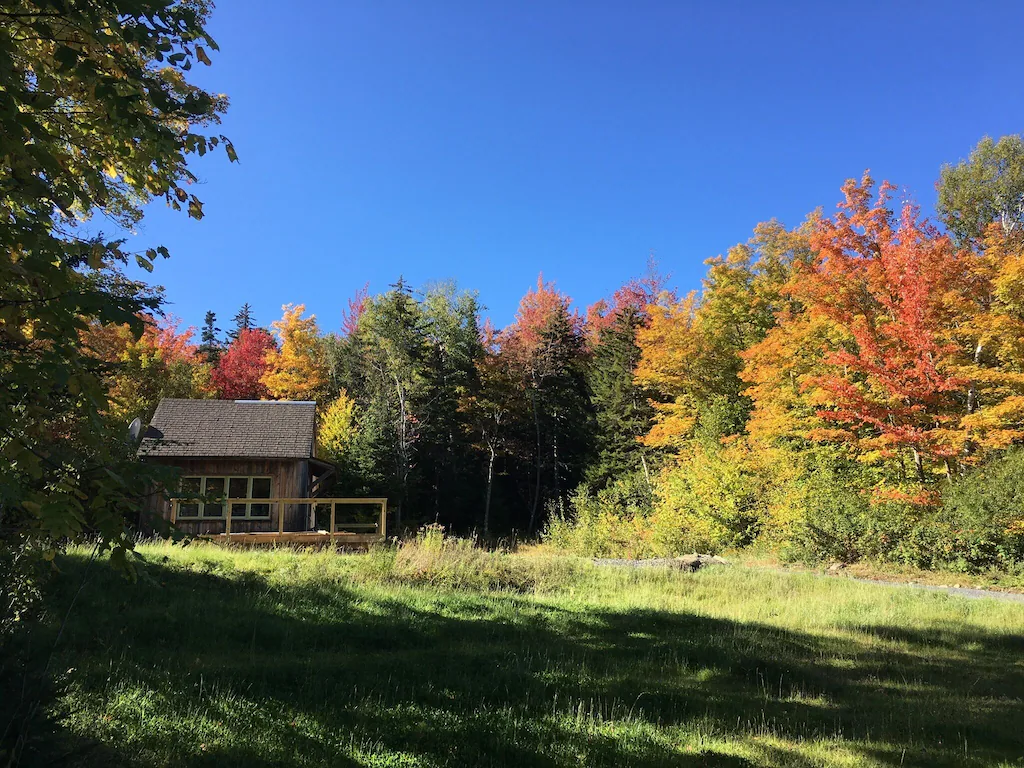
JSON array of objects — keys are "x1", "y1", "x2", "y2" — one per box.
[
  {"x1": 230, "y1": 303, "x2": 255, "y2": 341},
  {"x1": 587, "y1": 307, "x2": 654, "y2": 488},
  {"x1": 198, "y1": 310, "x2": 223, "y2": 365}
]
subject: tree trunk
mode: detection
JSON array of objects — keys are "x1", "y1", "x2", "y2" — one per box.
[
  {"x1": 639, "y1": 451, "x2": 652, "y2": 492},
  {"x1": 551, "y1": 422, "x2": 561, "y2": 516},
  {"x1": 912, "y1": 447, "x2": 925, "y2": 484},
  {"x1": 528, "y1": 387, "x2": 542, "y2": 534},
  {"x1": 964, "y1": 340, "x2": 983, "y2": 461},
  {"x1": 484, "y1": 442, "x2": 495, "y2": 538}
]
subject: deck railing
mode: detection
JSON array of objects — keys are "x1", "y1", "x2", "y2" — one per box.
[{"x1": 169, "y1": 497, "x2": 387, "y2": 542}]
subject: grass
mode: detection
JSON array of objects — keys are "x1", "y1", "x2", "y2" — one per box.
[{"x1": 6, "y1": 537, "x2": 1024, "y2": 767}]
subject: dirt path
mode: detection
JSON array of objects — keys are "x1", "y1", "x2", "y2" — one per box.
[{"x1": 592, "y1": 557, "x2": 1024, "y2": 605}]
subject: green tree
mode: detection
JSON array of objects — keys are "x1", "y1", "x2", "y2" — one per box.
[
  {"x1": 0, "y1": 0, "x2": 233, "y2": 577},
  {"x1": 352, "y1": 279, "x2": 432, "y2": 519},
  {"x1": 938, "y1": 135, "x2": 1024, "y2": 247},
  {"x1": 198, "y1": 310, "x2": 222, "y2": 365},
  {"x1": 587, "y1": 306, "x2": 654, "y2": 489},
  {"x1": 229, "y1": 302, "x2": 256, "y2": 341}
]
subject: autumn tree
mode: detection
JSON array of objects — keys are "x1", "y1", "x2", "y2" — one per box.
[
  {"x1": 0, "y1": 0, "x2": 233, "y2": 571},
  {"x1": 636, "y1": 220, "x2": 815, "y2": 450},
  {"x1": 81, "y1": 313, "x2": 210, "y2": 422},
  {"x1": 262, "y1": 304, "x2": 327, "y2": 401},
  {"x1": 318, "y1": 390, "x2": 358, "y2": 463},
  {"x1": 786, "y1": 176, "x2": 973, "y2": 483},
  {"x1": 501, "y1": 276, "x2": 592, "y2": 530},
  {"x1": 211, "y1": 328, "x2": 276, "y2": 400}
]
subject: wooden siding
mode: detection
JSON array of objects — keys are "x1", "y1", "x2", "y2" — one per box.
[{"x1": 146, "y1": 457, "x2": 309, "y2": 536}]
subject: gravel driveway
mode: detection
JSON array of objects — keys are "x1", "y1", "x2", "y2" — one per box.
[{"x1": 592, "y1": 557, "x2": 1024, "y2": 605}]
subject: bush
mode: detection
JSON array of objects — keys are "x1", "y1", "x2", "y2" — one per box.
[{"x1": 543, "y1": 473, "x2": 659, "y2": 557}]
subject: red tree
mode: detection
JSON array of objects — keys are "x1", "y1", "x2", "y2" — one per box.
[
  {"x1": 211, "y1": 328, "x2": 277, "y2": 400},
  {"x1": 793, "y1": 174, "x2": 969, "y2": 482}
]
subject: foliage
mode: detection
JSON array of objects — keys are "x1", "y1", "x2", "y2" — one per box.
[
  {"x1": 228, "y1": 302, "x2": 256, "y2": 341},
  {"x1": 501, "y1": 276, "x2": 593, "y2": 530},
  {"x1": 211, "y1": 327, "x2": 276, "y2": 400},
  {"x1": 82, "y1": 313, "x2": 211, "y2": 422},
  {"x1": 198, "y1": 309, "x2": 222, "y2": 364},
  {"x1": 317, "y1": 390, "x2": 357, "y2": 463},
  {"x1": 261, "y1": 304, "x2": 327, "y2": 401},
  {"x1": 938, "y1": 134, "x2": 1024, "y2": 247},
  {"x1": 586, "y1": 306, "x2": 655, "y2": 488},
  {"x1": 0, "y1": 0, "x2": 232, "y2": 580}
]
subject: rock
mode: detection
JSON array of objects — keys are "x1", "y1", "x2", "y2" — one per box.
[
  {"x1": 673, "y1": 554, "x2": 730, "y2": 572},
  {"x1": 827, "y1": 562, "x2": 846, "y2": 572}
]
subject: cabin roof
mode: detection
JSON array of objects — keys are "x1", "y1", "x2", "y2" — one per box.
[{"x1": 138, "y1": 399, "x2": 317, "y2": 459}]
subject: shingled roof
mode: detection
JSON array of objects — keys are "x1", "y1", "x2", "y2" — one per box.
[{"x1": 138, "y1": 399, "x2": 317, "y2": 459}]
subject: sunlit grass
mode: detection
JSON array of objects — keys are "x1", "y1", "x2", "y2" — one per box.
[{"x1": 14, "y1": 539, "x2": 1024, "y2": 766}]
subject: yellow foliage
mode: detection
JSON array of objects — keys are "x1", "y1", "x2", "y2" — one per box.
[
  {"x1": 262, "y1": 304, "x2": 327, "y2": 401},
  {"x1": 318, "y1": 390, "x2": 357, "y2": 462}
]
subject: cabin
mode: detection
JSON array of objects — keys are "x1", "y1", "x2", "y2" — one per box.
[{"x1": 139, "y1": 398, "x2": 385, "y2": 544}]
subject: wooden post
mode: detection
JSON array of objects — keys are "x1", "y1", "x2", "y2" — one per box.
[
  {"x1": 278, "y1": 499, "x2": 285, "y2": 535},
  {"x1": 170, "y1": 499, "x2": 177, "y2": 525},
  {"x1": 329, "y1": 502, "x2": 336, "y2": 542},
  {"x1": 225, "y1": 499, "x2": 232, "y2": 536},
  {"x1": 379, "y1": 500, "x2": 387, "y2": 539}
]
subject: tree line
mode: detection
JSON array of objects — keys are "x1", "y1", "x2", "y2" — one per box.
[
  {"x1": 81, "y1": 135, "x2": 1024, "y2": 568},
  {"x1": 3, "y1": 0, "x2": 1024, "y2": 604}
]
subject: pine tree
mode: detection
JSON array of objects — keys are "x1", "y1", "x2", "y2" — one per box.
[
  {"x1": 198, "y1": 310, "x2": 223, "y2": 365},
  {"x1": 230, "y1": 303, "x2": 256, "y2": 341},
  {"x1": 587, "y1": 306, "x2": 654, "y2": 488}
]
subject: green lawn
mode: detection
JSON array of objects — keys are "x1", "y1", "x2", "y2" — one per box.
[{"x1": 11, "y1": 542, "x2": 1024, "y2": 767}]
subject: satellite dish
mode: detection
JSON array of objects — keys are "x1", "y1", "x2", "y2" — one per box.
[{"x1": 127, "y1": 417, "x2": 143, "y2": 444}]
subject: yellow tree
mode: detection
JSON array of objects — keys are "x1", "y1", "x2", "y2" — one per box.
[
  {"x1": 262, "y1": 304, "x2": 327, "y2": 401},
  {"x1": 318, "y1": 390, "x2": 357, "y2": 463}
]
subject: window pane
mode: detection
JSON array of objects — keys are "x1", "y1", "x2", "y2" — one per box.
[
  {"x1": 251, "y1": 478, "x2": 272, "y2": 499},
  {"x1": 180, "y1": 477, "x2": 201, "y2": 497},
  {"x1": 230, "y1": 502, "x2": 247, "y2": 518},
  {"x1": 205, "y1": 477, "x2": 226, "y2": 500},
  {"x1": 249, "y1": 503, "x2": 270, "y2": 518},
  {"x1": 178, "y1": 503, "x2": 199, "y2": 518},
  {"x1": 228, "y1": 477, "x2": 249, "y2": 499},
  {"x1": 204, "y1": 502, "x2": 224, "y2": 518}
]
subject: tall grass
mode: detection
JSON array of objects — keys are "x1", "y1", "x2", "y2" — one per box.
[{"x1": 4, "y1": 539, "x2": 1023, "y2": 767}]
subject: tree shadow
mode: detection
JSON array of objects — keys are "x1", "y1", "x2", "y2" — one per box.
[{"x1": 6, "y1": 554, "x2": 1023, "y2": 767}]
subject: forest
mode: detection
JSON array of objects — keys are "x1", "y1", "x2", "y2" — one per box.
[{"x1": 82, "y1": 135, "x2": 1024, "y2": 573}]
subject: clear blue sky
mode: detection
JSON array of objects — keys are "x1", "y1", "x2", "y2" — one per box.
[{"x1": 129, "y1": 0, "x2": 1024, "y2": 335}]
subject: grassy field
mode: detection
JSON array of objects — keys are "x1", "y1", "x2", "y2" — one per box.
[{"x1": 7, "y1": 539, "x2": 1024, "y2": 767}]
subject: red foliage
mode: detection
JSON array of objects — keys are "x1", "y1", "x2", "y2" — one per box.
[
  {"x1": 499, "y1": 274, "x2": 582, "y2": 368},
  {"x1": 794, "y1": 174, "x2": 969, "y2": 466},
  {"x1": 584, "y1": 263, "x2": 668, "y2": 341},
  {"x1": 341, "y1": 283, "x2": 369, "y2": 337},
  {"x1": 211, "y1": 328, "x2": 277, "y2": 400}
]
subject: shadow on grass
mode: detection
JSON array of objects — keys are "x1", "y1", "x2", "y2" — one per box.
[{"x1": 5, "y1": 554, "x2": 1024, "y2": 767}]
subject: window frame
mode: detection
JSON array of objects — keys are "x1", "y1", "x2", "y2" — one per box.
[{"x1": 176, "y1": 475, "x2": 273, "y2": 520}]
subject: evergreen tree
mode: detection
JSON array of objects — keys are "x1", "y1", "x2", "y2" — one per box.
[
  {"x1": 230, "y1": 303, "x2": 256, "y2": 341},
  {"x1": 198, "y1": 310, "x2": 223, "y2": 365},
  {"x1": 587, "y1": 306, "x2": 654, "y2": 488}
]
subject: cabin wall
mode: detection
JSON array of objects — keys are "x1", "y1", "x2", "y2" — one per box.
[{"x1": 144, "y1": 457, "x2": 309, "y2": 536}]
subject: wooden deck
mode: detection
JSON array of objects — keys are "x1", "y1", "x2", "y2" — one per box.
[
  {"x1": 201, "y1": 531, "x2": 383, "y2": 547},
  {"x1": 170, "y1": 497, "x2": 387, "y2": 546}
]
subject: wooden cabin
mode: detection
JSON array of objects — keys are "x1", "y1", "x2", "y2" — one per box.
[{"x1": 139, "y1": 399, "x2": 385, "y2": 543}]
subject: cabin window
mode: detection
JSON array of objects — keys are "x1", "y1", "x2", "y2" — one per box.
[{"x1": 176, "y1": 476, "x2": 273, "y2": 519}]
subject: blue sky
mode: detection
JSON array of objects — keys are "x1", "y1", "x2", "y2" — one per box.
[{"x1": 128, "y1": 0, "x2": 1024, "y2": 335}]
